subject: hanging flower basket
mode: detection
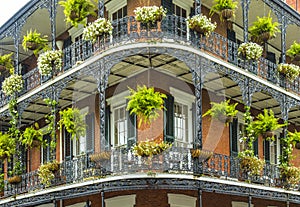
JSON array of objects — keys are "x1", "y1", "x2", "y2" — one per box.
[
  {"x1": 134, "y1": 6, "x2": 167, "y2": 24},
  {"x1": 1, "y1": 74, "x2": 24, "y2": 96},
  {"x1": 187, "y1": 14, "x2": 217, "y2": 36},
  {"x1": 90, "y1": 151, "x2": 111, "y2": 162},
  {"x1": 277, "y1": 63, "x2": 300, "y2": 81},
  {"x1": 258, "y1": 32, "x2": 272, "y2": 43},
  {"x1": 26, "y1": 41, "x2": 39, "y2": 50},
  {"x1": 237, "y1": 42, "x2": 263, "y2": 61},
  {"x1": 37, "y1": 50, "x2": 63, "y2": 76},
  {"x1": 221, "y1": 9, "x2": 234, "y2": 20},
  {"x1": 190, "y1": 149, "x2": 213, "y2": 161},
  {"x1": 262, "y1": 131, "x2": 275, "y2": 139},
  {"x1": 8, "y1": 175, "x2": 22, "y2": 184},
  {"x1": 83, "y1": 18, "x2": 113, "y2": 43}
]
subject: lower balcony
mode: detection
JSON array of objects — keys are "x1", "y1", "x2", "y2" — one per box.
[{"x1": 2, "y1": 146, "x2": 296, "y2": 199}]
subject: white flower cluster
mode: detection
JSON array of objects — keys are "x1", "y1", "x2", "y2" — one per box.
[
  {"x1": 238, "y1": 42, "x2": 263, "y2": 60},
  {"x1": 187, "y1": 14, "x2": 217, "y2": 36},
  {"x1": 37, "y1": 50, "x2": 63, "y2": 76},
  {"x1": 134, "y1": 6, "x2": 167, "y2": 23},
  {"x1": 83, "y1": 18, "x2": 113, "y2": 43},
  {"x1": 277, "y1": 63, "x2": 300, "y2": 81},
  {"x1": 2, "y1": 74, "x2": 24, "y2": 96}
]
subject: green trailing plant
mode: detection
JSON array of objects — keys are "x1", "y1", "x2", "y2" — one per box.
[
  {"x1": 202, "y1": 99, "x2": 238, "y2": 124},
  {"x1": 132, "y1": 140, "x2": 172, "y2": 157},
  {"x1": 209, "y1": 0, "x2": 238, "y2": 21},
  {"x1": 0, "y1": 53, "x2": 14, "y2": 75},
  {"x1": 38, "y1": 160, "x2": 59, "y2": 187},
  {"x1": 82, "y1": 18, "x2": 113, "y2": 43},
  {"x1": 21, "y1": 123, "x2": 45, "y2": 149},
  {"x1": 22, "y1": 29, "x2": 49, "y2": 56},
  {"x1": 187, "y1": 14, "x2": 217, "y2": 36},
  {"x1": 280, "y1": 165, "x2": 300, "y2": 187},
  {"x1": 251, "y1": 109, "x2": 286, "y2": 140},
  {"x1": 0, "y1": 172, "x2": 4, "y2": 191},
  {"x1": 126, "y1": 85, "x2": 167, "y2": 127},
  {"x1": 58, "y1": 107, "x2": 86, "y2": 140},
  {"x1": 287, "y1": 41, "x2": 300, "y2": 60},
  {"x1": 0, "y1": 132, "x2": 15, "y2": 160},
  {"x1": 44, "y1": 98, "x2": 58, "y2": 159},
  {"x1": 59, "y1": 0, "x2": 97, "y2": 27},
  {"x1": 134, "y1": 6, "x2": 167, "y2": 23},
  {"x1": 249, "y1": 12, "x2": 280, "y2": 44},
  {"x1": 237, "y1": 42, "x2": 263, "y2": 61},
  {"x1": 277, "y1": 63, "x2": 300, "y2": 81}
]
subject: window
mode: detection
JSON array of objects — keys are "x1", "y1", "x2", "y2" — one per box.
[
  {"x1": 264, "y1": 134, "x2": 280, "y2": 164},
  {"x1": 107, "y1": 90, "x2": 136, "y2": 148},
  {"x1": 105, "y1": 195, "x2": 136, "y2": 207},
  {"x1": 168, "y1": 194, "x2": 197, "y2": 207},
  {"x1": 174, "y1": 5, "x2": 187, "y2": 18},
  {"x1": 173, "y1": 0, "x2": 193, "y2": 17},
  {"x1": 114, "y1": 105, "x2": 127, "y2": 146},
  {"x1": 169, "y1": 87, "x2": 195, "y2": 148},
  {"x1": 232, "y1": 201, "x2": 253, "y2": 207},
  {"x1": 112, "y1": 6, "x2": 127, "y2": 21},
  {"x1": 41, "y1": 134, "x2": 51, "y2": 163}
]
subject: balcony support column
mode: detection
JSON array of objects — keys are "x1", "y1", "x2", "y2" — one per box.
[
  {"x1": 49, "y1": 0, "x2": 57, "y2": 50},
  {"x1": 241, "y1": 0, "x2": 251, "y2": 42},
  {"x1": 276, "y1": 12, "x2": 288, "y2": 63},
  {"x1": 198, "y1": 189, "x2": 202, "y2": 207},
  {"x1": 98, "y1": 0, "x2": 105, "y2": 18},
  {"x1": 248, "y1": 195, "x2": 252, "y2": 207},
  {"x1": 194, "y1": 0, "x2": 201, "y2": 15},
  {"x1": 101, "y1": 191, "x2": 106, "y2": 207}
]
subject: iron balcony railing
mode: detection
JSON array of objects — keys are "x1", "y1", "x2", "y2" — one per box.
[
  {"x1": 0, "y1": 15, "x2": 298, "y2": 109},
  {"x1": 3, "y1": 147, "x2": 292, "y2": 198}
]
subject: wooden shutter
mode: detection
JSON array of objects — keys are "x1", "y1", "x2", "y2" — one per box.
[
  {"x1": 162, "y1": 0, "x2": 174, "y2": 15},
  {"x1": 164, "y1": 94, "x2": 174, "y2": 143},
  {"x1": 127, "y1": 111, "x2": 136, "y2": 148},
  {"x1": 43, "y1": 134, "x2": 51, "y2": 163},
  {"x1": 230, "y1": 118, "x2": 238, "y2": 156},
  {"x1": 227, "y1": 29, "x2": 236, "y2": 42},
  {"x1": 64, "y1": 130, "x2": 72, "y2": 161},
  {"x1": 253, "y1": 138, "x2": 258, "y2": 156},
  {"x1": 86, "y1": 113, "x2": 95, "y2": 154},
  {"x1": 105, "y1": 106, "x2": 111, "y2": 150}
]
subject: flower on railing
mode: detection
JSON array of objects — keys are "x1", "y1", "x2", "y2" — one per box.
[
  {"x1": 277, "y1": 63, "x2": 300, "y2": 81},
  {"x1": 187, "y1": 14, "x2": 217, "y2": 36},
  {"x1": 237, "y1": 42, "x2": 263, "y2": 61},
  {"x1": 83, "y1": 18, "x2": 113, "y2": 43},
  {"x1": 37, "y1": 50, "x2": 63, "y2": 76},
  {"x1": 134, "y1": 6, "x2": 167, "y2": 23},
  {"x1": 1, "y1": 74, "x2": 24, "y2": 96},
  {"x1": 38, "y1": 160, "x2": 59, "y2": 187},
  {"x1": 238, "y1": 150, "x2": 265, "y2": 176},
  {"x1": 280, "y1": 165, "x2": 300, "y2": 187}
]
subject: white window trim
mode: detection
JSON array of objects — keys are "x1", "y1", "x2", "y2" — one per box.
[
  {"x1": 106, "y1": 90, "x2": 130, "y2": 147},
  {"x1": 173, "y1": 0, "x2": 193, "y2": 16},
  {"x1": 168, "y1": 193, "x2": 197, "y2": 207},
  {"x1": 106, "y1": 0, "x2": 127, "y2": 19},
  {"x1": 105, "y1": 195, "x2": 136, "y2": 207},
  {"x1": 68, "y1": 23, "x2": 85, "y2": 43},
  {"x1": 170, "y1": 87, "x2": 195, "y2": 148},
  {"x1": 66, "y1": 202, "x2": 86, "y2": 207},
  {"x1": 232, "y1": 201, "x2": 253, "y2": 207}
]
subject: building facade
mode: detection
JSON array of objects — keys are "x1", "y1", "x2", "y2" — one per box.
[{"x1": 0, "y1": 0, "x2": 300, "y2": 206}]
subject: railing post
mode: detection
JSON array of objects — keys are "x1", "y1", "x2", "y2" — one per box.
[
  {"x1": 101, "y1": 191, "x2": 106, "y2": 207},
  {"x1": 241, "y1": 0, "x2": 251, "y2": 42}
]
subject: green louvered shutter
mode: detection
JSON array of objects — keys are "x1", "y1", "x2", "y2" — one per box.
[
  {"x1": 127, "y1": 111, "x2": 136, "y2": 148},
  {"x1": 230, "y1": 118, "x2": 238, "y2": 156},
  {"x1": 86, "y1": 113, "x2": 95, "y2": 154},
  {"x1": 164, "y1": 94, "x2": 174, "y2": 143}
]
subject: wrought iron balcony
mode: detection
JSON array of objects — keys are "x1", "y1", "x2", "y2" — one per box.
[
  {"x1": 2, "y1": 147, "x2": 292, "y2": 198},
  {"x1": 0, "y1": 15, "x2": 298, "y2": 109}
]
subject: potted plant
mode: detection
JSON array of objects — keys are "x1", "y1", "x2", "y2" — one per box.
[
  {"x1": 287, "y1": 41, "x2": 300, "y2": 62},
  {"x1": 21, "y1": 123, "x2": 45, "y2": 149},
  {"x1": 202, "y1": 99, "x2": 238, "y2": 124},
  {"x1": 277, "y1": 63, "x2": 300, "y2": 81},
  {"x1": 82, "y1": 18, "x2": 113, "y2": 43},
  {"x1": 237, "y1": 42, "x2": 263, "y2": 61},
  {"x1": 0, "y1": 53, "x2": 14, "y2": 75},
  {"x1": 209, "y1": 0, "x2": 238, "y2": 21},
  {"x1": 132, "y1": 140, "x2": 172, "y2": 157},
  {"x1": 249, "y1": 12, "x2": 280, "y2": 44},
  {"x1": 8, "y1": 160, "x2": 23, "y2": 185},
  {"x1": 288, "y1": 130, "x2": 300, "y2": 149},
  {"x1": 0, "y1": 132, "x2": 15, "y2": 160},
  {"x1": 126, "y1": 85, "x2": 167, "y2": 127},
  {"x1": 37, "y1": 50, "x2": 63, "y2": 76},
  {"x1": 238, "y1": 150, "x2": 265, "y2": 176},
  {"x1": 190, "y1": 149, "x2": 213, "y2": 161},
  {"x1": 59, "y1": 0, "x2": 97, "y2": 27},
  {"x1": 134, "y1": 6, "x2": 167, "y2": 23},
  {"x1": 22, "y1": 29, "x2": 49, "y2": 56},
  {"x1": 1, "y1": 74, "x2": 24, "y2": 96},
  {"x1": 38, "y1": 160, "x2": 59, "y2": 187},
  {"x1": 58, "y1": 107, "x2": 86, "y2": 140},
  {"x1": 187, "y1": 14, "x2": 217, "y2": 36},
  {"x1": 251, "y1": 109, "x2": 286, "y2": 139},
  {"x1": 280, "y1": 164, "x2": 300, "y2": 188}
]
